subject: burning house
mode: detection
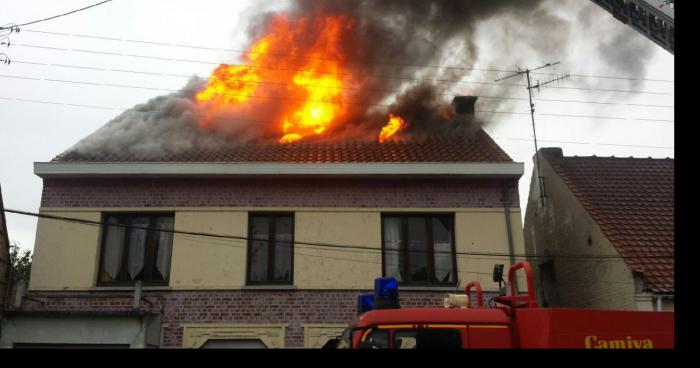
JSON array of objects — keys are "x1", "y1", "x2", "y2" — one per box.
[{"x1": 1, "y1": 1, "x2": 534, "y2": 348}]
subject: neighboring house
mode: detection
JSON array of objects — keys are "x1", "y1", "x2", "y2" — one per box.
[
  {"x1": 1, "y1": 102, "x2": 527, "y2": 348},
  {"x1": 0, "y1": 185, "x2": 10, "y2": 315},
  {"x1": 524, "y1": 147, "x2": 673, "y2": 312}
]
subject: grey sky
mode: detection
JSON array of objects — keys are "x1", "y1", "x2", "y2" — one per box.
[{"x1": 0, "y1": 0, "x2": 673, "y2": 252}]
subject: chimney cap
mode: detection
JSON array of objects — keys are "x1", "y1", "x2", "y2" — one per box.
[
  {"x1": 452, "y1": 95, "x2": 478, "y2": 115},
  {"x1": 540, "y1": 147, "x2": 563, "y2": 159}
]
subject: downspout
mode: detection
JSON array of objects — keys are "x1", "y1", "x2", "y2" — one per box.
[
  {"x1": 501, "y1": 185, "x2": 518, "y2": 295},
  {"x1": 501, "y1": 186, "x2": 516, "y2": 267}
]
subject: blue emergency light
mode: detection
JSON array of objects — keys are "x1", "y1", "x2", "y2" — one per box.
[
  {"x1": 372, "y1": 277, "x2": 400, "y2": 310},
  {"x1": 357, "y1": 293, "x2": 374, "y2": 315}
]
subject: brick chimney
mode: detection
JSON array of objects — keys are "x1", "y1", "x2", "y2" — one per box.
[
  {"x1": 540, "y1": 147, "x2": 563, "y2": 160},
  {"x1": 451, "y1": 95, "x2": 478, "y2": 115}
]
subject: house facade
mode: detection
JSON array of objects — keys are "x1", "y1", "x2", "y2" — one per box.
[
  {"x1": 1, "y1": 131, "x2": 526, "y2": 348},
  {"x1": 524, "y1": 147, "x2": 673, "y2": 312}
]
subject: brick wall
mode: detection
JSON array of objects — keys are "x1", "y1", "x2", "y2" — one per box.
[
  {"x1": 22, "y1": 289, "x2": 498, "y2": 348},
  {"x1": 41, "y1": 178, "x2": 519, "y2": 209}
]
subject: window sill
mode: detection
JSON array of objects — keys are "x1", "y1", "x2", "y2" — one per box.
[
  {"x1": 241, "y1": 285, "x2": 298, "y2": 291},
  {"x1": 90, "y1": 286, "x2": 172, "y2": 291}
]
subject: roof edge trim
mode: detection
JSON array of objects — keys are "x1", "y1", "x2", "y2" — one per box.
[{"x1": 34, "y1": 162, "x2": 524, "y2": 178}]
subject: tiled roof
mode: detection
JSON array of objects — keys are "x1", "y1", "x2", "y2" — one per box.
[
  {"x1": 52, "y1": 129, "x2": 513, "y2": 163},
  {"x1": 544, "y1": 150, "x2": 674, "y2": 293}
]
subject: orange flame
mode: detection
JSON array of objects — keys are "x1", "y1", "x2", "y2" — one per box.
[
  {"x1": 378, "y1": 114, "x2": 405, "y2": 143},
  {"x1": 194, "y1": 12, "x2": 413, "y2": 144},
  {"x1": 195, "y1": 14, "x2": 354, "y2": 142}
]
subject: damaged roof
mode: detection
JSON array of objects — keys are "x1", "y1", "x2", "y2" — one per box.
[
  {"x1": 51, "y1": 129, "x2": 513, "y2": 163},
  {"x1": 543, "y1": 149, "x2": 674, "y2": 294}
]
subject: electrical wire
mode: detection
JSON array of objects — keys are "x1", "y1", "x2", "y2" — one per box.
[
  {"x1": 3, "y1": 208, "x2": 674, "y2": 261},
  {"x1": 7, "y1": 60, "x2": 676, "y2": 109},
  {"x1": 0, "y1": 94, "x2": 674, "y2": 150},
  {"x1": 0, "y1": 75, "x2": 676, "y2": 123},
  {"x1": 10, "y1": 43, "x2": 674, "y2": 96},
  {"x1": 0, "y1": 1, "x2": 113, "y2": 30},
  {"x1": 20, "y1": 28, "x2": 674, "y2": 84}
]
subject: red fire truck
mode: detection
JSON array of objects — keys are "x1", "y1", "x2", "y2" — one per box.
[{"x1": 332, "y1": 261, "x2": 674, "y2": 349}]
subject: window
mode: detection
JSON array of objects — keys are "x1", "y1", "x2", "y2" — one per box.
[
  {"x1": 97, "y1": 213, "x2": 174, "y2": 286},
  {"x1": 394, "y1": 329, "x2": 462, "y2": 349},
  {"x1": 358, "y1": 330, "x2": 389, "y2": 349},
  {"x1": 382, "y1": 214, "x2": 456, "y2": 285},
  {"x1": 247, "y1": 214, "x2": 294, "y2": 284}
]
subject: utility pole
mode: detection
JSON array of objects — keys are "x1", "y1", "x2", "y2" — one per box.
[{"x1": 495, "y1": 63, "x2": 569, "y2": 207}]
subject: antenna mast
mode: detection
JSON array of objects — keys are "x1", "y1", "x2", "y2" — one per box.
[{"x1": 496, "y1": 62, "x2": 569, "y2": 207}]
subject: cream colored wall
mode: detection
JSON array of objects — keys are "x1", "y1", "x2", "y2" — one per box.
[
  {"x1": 456, "y1": 211, "x2": 527, "y2": 292},
  {"x1": 169, "y1": 211, "x2": 248, "y2": 289},
  {"x1": 294, "y1": 211, "x2": 381, "y2": 289},
  {"x1": 28, "y1": 211, "x2": 102, "y2": 291},
  {"x1": 524, "y1": 156, "x2": 638, "y2": 310},
  {"x1": 31, "y1": 207, "x2": 524, "y2": 291}
]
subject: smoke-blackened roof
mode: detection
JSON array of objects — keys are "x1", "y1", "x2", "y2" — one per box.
[
  {"x1": 52, "y1": 129, "x2": 512, "y2": 163},
  {"x1": 543, "y1": 152, "x2": 674, "y2": 294}
]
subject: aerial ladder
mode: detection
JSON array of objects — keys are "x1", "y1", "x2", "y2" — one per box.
[{"x1": 590, "y1": 0, "x2": 674, "y2": 54}]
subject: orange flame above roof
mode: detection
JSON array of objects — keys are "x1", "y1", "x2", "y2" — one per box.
[
  {"x1": 378, "y1": 114, "x2": 405, "y2": 143},
  {"x1": 195, "y1": 13, "x2": 362, "y2": 143}
]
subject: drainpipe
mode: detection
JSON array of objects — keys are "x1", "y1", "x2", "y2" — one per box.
[{"x1": 501, "y1": 186, "x2": 516, "y2": 267}]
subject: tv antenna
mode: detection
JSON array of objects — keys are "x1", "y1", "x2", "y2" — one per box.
[{"x1": 495, "y1": 62, "x2": 569, "y2": 207}]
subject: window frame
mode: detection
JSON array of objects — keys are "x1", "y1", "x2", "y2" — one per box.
[
  {"x1": 245, "y1": 212, "x2": 295, "y2": 286},
  {"x1": 96, "y1": 212, "x2": 174, "y2": 287},
  {"x1": 380, "y1": 213, "x2": 458, "y2": 287}
]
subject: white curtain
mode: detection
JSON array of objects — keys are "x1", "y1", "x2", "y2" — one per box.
[
  {"x1": 383, "y1": 217, "x2": 402, "y2": 281},
  {"x1": 155, "y1": 216, "x2": 174, "y2": 280},
  {"x1": 432, "y1": 217, "x2": 454, "y2": 283},
  {"x1": 128, "y1": 217, "x2": 149, "y2": 280},
  {"x1": 102, "y1": 218, "x2": 125, "y2": 281}
]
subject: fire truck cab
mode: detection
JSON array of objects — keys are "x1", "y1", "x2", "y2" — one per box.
[{"x1": 333, "y1": 261, "x2": 674, "y2": 349}]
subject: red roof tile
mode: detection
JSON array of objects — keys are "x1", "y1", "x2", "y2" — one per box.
[
  {"x1": 545, "y1": 152, "x2": 674, "y2": 293},
  {"x1": 52, "y1": 129, "x2": 513, "y2": 163}
]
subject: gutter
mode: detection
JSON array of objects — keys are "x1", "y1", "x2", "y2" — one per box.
[{"x1": 34, "y1": 162, "x2": 525, "y2": 178}]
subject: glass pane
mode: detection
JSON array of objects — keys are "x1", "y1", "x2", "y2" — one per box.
[
  {"x1": 127, "y1": 216, "x2": 149, "y2": 281},
  {"x1": 382, "y1": 217, "x2": 402, "y2": 281},
  {"x1": 432, "y1": 216, "x2": 455, "y2": 283},
  {"x1": 248, "y1": 216, "x2": 269, "y2": 282},
  {"x1": 407, "y1": 217, "x2": 428, "y2": 282},
  {"x1": 273, "y1": 216, "x2": 293, "y2": 282},
  {"x1": 359, "y1": 331, "x2": 389, "y2": 349},
  {"x1": 153, "y1": 216, "x2": 174, "y2": 281},
  {"x1": 100, "y1": 216, "x2": 125, "y2": 282}
]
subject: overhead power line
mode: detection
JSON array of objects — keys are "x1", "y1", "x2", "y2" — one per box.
[
  {"x1": 7, "y1": 59, "x2": 676, "y2": 109},
  {"x1": 491, "y1": 136, "x2": 673, "y2": 150},
  {"x1": 0, "y1": 1, "x2": 113, "y2": 30},
  {"x1": 3, "y1": 209, "x2": 673, "y2": 262},
  {"x1": 0, "y1": 87, "x2": 675, "y2": 124},
  {"x1": 183, "y1": 234, "x2": 644, "y2": 287},
  {"x1": 19, "y1": 28, "x2": 674, "y2": 84},
  {"x1": 10, "y1": 43, "x2": 673, "y2": 96}
]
